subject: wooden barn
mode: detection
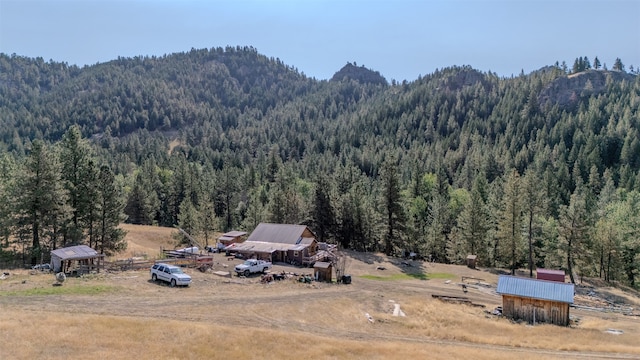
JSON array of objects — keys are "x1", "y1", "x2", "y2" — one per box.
[
  {"x1": 50, "y1": 245, "x2": 105, "y2": 276},
  {"x1": 314, "y1": 261, "x2": 333, "y2": 282},
  {"x1": 496, "y1": 275, "x2": 574, "y2": 326},
  {"x1": 536, "y1": 268, "x2": 566, "y2": 282}
]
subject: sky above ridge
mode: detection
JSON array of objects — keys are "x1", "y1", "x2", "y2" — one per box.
[{"x1": 1, "y1": 0, "x2": 638, "y2": 81}]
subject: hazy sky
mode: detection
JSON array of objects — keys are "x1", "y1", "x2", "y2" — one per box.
[{"x1": 1, "y1": 0, "x2": 638, "y2": 81}]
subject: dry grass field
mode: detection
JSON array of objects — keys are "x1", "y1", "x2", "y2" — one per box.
[{"x1": 1, "y1": 225, "x2": 639, "y2": 359}]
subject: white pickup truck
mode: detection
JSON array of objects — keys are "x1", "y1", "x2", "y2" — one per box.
[
  {"x1": 235, "y1": 259, "x2": 272, "y2": 277},
  {"x1": 150, "y1": 263, "x2": 192, "y2": 287}
]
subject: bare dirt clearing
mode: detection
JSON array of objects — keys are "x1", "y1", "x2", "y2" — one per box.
[{"x1": 1, "y1": 225, "x2": 639, "y2": 359}]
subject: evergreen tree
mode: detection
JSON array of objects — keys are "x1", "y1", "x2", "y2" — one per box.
[
  {"x1": 176, "y1": 197, "x2": 201, "y2": 246},
  {"x1": 522, "y1": 169, "x2": 546, "y2": 277},
  {"x1": 593, "y1": 174, "x2": 619, "y2": 280},
  {"x1": 380, "y1": 156, "x2": 406, "y2": 255},
  {"x1": 83, "y1": 160, "x2": 100, "y2": 249},
  {"x1": 456, "y1": 175, "x2": 489, "y2": 263},
  {"x1": 96, "y1": 165, "x2": 127, "y2": 255},
  {"x1": 618, "y1": 191, "x2": 640, "y2": 286},
  {"x1": 124, "y1": 172, "x2": 159, "y2": 225},
  {"x1": 311, "y1": 176, "x2": 335, "y2": 243},
  {"x1": 497, "y1": 169, "x2": 524, "y2": 275},
  {"x1": 199, "y1": 194, "x2": 217, "y2": 248},
  {"x1": 593, "y1": 56, "x2": 601, "y2": 70},
  {"x1": 613, "y1": 58, "x2": 624, "y2": 71},
  {"x1": 268, "y1": 166, "x2": 304, "y2": 224},
  {"x1": 14, "y1": 141, "x2": 66, "y2": 265},
  {"x1": 558, "y1": 189, "x2": 591, "y2": 284},
  {"x1": 218, "y1": 162, "x2": 240, "y2": 231},
  {"x1": 241, "y1": 187, "x2": 267, "y2": 231},
  {"x1": 426, "y1": 193, "x2": 448, "y2": 262},
  {"x1": 59, "y1": 126, "x2": 95, "y2": 245},
  {"x1": 0, "y1": 155, "x2": 17, "y2": 246}
]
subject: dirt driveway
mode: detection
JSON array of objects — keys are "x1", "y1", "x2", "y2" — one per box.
[{"x1": 2, "y1": 251, "x2": 639, "y2": 359}]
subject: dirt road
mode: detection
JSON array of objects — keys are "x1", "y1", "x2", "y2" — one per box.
[{"x1": 2, "y1": 252, "x2": 639, "y2": 359}]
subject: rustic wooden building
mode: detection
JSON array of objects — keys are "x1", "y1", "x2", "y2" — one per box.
[
  {"x1": 536, "y1": 268, "x2": 566, "y2": 282},
  {"x1": 466, "y1": 254, "x2": 477, "y2": 269},
  {"x1": 496, "y1": 275, "x2": 574, "y2": 326},
  {"x1": 314, "y1": 261, "x2": 333, "y2": 282},
  {"x1": 50, "y1": 245, "x2": 105, "y2": 275},
  {"x1": 217, "y1": 231, "x2": 248, "y2": 246},
  {"x1": 230, "y1": 223, "x2": 320, "y2": 265}
]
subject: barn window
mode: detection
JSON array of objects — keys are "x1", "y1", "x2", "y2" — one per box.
[{"x1": 294, "y1": 251, "x2": 299, "y2": 257}]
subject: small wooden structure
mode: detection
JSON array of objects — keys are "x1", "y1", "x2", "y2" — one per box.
[
  {"x1": 50, "y1": 245, "x2": 105, "y2": 275},
  {"x1": 466, "y1": 254, "x2": 477, "y2": 269},
  {"x1": 314, "y1": 261, "x2": 333, "y2": 282},
  {"x1": 218, "y1": 231, "x2": 248, "y2": 247},
  {"x1": 536, "y1": 268, "x2": 565, "y2": 282},
  {"x1": 496, "y1": 275, "x2": 574, "y2": 326}
]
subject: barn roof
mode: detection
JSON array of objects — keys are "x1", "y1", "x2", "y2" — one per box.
[
  {"x1": 229, "y1": 241, "x2": 285, "y2": 253},
  {"x1": 51, "y1": 245, "x2": 103, "y2": 261},
  {"x1": 536, "y1": 268, "x2": 566, "y2": 276},
  {"x1": 496, "y1": 275, "x2": 574, "y2": 304},
  {"x1": 246, "y1": 223, "x2": 315, "y2": 245},
  {"x1": 314, "y1": 261, "x2": 332, "y2": 269},
  {"x1": 223, "y1": 231, "x2": 247, "y2": 237}
]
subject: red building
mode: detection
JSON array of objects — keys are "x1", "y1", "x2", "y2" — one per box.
[{"x1": 536, "y1": 268, "x2": 566, "y2": 283}]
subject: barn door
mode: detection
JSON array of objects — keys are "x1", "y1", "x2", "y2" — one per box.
[
  {"x1": 551, "y1": 306, "x2": 558, "y2": 324},
  {"x1": 533, "y1": 305, "x2": 545, "y2": 324}
]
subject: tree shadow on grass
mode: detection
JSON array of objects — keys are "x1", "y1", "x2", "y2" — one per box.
[
  {"x1": 344, "y1": 250, "x2": 386, "y2": 265},
  {"x1": 395, "y1": 259, "x2": 428, "y2": 280}
]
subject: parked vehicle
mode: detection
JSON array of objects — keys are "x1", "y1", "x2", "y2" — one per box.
[
  {"x1": 150, "y1": 263, "x2": 191, "y2": 287},
  {"x1": 32, "y1": 263, "x2": 51, "y2": 272},
  {"x1": 234, "y1": 259, "x2": 272, "y2": 277},
  {"x1": 205, "y1": 243, "x2": 225, "y2": 253}
]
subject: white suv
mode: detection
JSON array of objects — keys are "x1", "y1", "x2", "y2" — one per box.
[{"x1": 150, "y1": 263, "x2": 192, "y2": 287}]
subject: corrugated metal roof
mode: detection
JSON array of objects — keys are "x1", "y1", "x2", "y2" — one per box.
[
  {"x1": 223, "y1": 231, "x2": 247, "y2": 237},
  {"x1": 246, "y1": 223, "x2": 311, "y2": 244},
  {"x1": 496, "y1": 275, "x2": 574, "y2": 304},
  {"x1": 50, "y1": 245, "x2": 102, "y2": 260},
  {"x1": 314, "y1": 261, "x2": 332, "y2": 269},
  {"x1": 300, "y1": 238, "x2": 314, "y2": 245},
  {"x1": 218, "y1": 236, "x2": 235, "y2": 241},
  {"x1": 231, "y1": 241, "x2": 289, "y2": 253}
]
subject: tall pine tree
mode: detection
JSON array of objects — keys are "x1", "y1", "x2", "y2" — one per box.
[
  {"x1": 15, "y1": 141, "x2": 67, "y2": 265},
  {"x1": 498, "y1": 169, "x2": 524, "y2": 275},
  {"x1": 380, "y1": 156, "x2": 406, "y2": 255}
]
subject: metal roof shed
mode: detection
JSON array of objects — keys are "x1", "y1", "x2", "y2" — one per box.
[
  {"x1": 496, "y1": 275, "x2": 574, "y2": 326},
  {"x1": 50, "y1": 245, "x2": 105, "y2": 275}
]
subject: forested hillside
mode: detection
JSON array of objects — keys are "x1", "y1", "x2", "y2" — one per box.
[{"x1": 1, "y1": 47, "x2": 639, "y2": 288}]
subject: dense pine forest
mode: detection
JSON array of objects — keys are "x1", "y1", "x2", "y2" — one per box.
[{"x1": 1, "y1": 47, "x2": 639, "y2": 287}]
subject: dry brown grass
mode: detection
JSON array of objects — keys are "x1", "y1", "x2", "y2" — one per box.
[
  {"x1": 2, "y1": 224, "x2": 639, "y2": 359},
  {"x1": 2, "y1": 270, "x2": 638, "y2": 359},
  {"x1": 117, "y1": 224, "x2": 178, "y2": 259},
  {"x1": 0, "y1": 309, "x2": 582, "y2": 360}
]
